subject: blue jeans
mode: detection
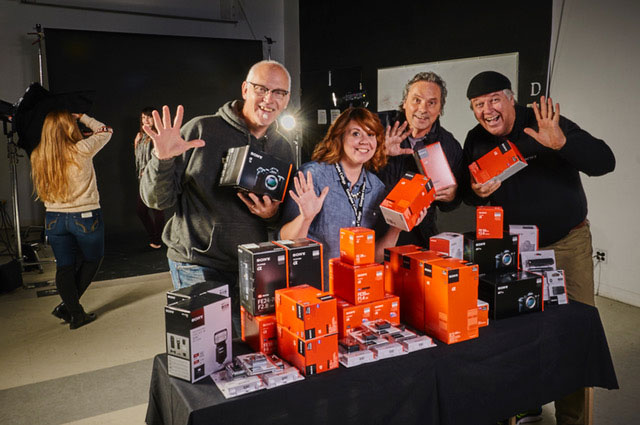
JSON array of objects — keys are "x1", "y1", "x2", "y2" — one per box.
[
  {"x1": 46, "y1": 209, "x2": 104, "y2": 267},
  {"x1": 168, "y1": 259, "x2": 241, "y2": 337}
]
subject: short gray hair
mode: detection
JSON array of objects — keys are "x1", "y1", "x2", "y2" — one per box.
[
  {"x1": 246, "y1": 60, "x2": 291, "y2": 91},
  {"x1": 399, "y1": 71, "x2": 448, "y2": 115}
]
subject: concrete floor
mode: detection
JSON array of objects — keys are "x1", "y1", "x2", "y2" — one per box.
[{"x1": 0, "y1": 246, "x2": 637, "y2": 424}]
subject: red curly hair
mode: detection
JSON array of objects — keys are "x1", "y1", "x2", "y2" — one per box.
[{"x1": 311, "y1": 107, "x2": 387, "y2": 172}]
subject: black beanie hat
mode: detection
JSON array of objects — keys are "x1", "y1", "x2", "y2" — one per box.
[{"x1": 466, "y1": 71, "x2": 512, "y2": 99}]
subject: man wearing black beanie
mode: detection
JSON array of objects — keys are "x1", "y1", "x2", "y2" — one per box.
[{"x1": 462, "y1": 71, "x2": 615, "y2": 425}]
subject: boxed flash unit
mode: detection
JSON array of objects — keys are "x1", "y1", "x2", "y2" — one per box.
[
  {"x1": 165, "y1": 292, "x2": 232, "y2": 383},
  {"x1": 238, "y1": 242, "x2": 287, "y2": 316},
  {"x1": 380, "y1": 172, "x2": 435, "y2": 232},
  {"x1": 219, "y1": 145, "x2": 293, "y2": 202},
  {"x1": 166, "y1": 280, "x2": 229, "y2": 305},
  {"x1": 413, "y1": 142, "x2": 456, "y2": 191},
  {"x1": 469, "y1": 140, "x2": 527, "y2": 185}
]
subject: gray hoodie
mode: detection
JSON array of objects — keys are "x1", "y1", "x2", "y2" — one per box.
[{"x1": 140, "y1": 100, "x2": 293, "y2": 272}]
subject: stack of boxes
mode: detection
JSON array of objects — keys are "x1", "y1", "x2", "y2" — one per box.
[
  {"x1": 275, "y1": 284, "x2": 339, "y2": 376},
  {"x1": 238, "y1": 239, "x2": 324, "y2": 355},
  {"x1": 330, "y1": 227, "x2": 400, "y2": 338}
]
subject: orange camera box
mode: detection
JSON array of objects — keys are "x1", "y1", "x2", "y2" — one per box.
[
  {"x1": 277, "y1": 325, "x2": 338, "y2": 376},
  {"x1": 275, "y1": 284, "x2": 337, "y2": 339},
  {"x1": 339, "y1": 227, "x2": 375, "y2": 266},
  {"x1": 477, "y1": 299, "x2": 489, "y2": 328},
  {"x1": 380, "y1": 172, "x2": 435, "y2": 232},
  {"x1": 469, "y1": 140, "x2": 527, "y2": 185},
  {"x1": 399, "y1": 250, "x2": 447, "y2": 331},
  {"x1": 241, "y1": 306, "x2": 277, "y2": 354},
  {"x1": 383, "y1": 244, "x2": 424, "y2": 295},
  {"x1": 422, "y1": 258, "x2": 479, "y2": 344},
  {"x1": 413, "y1": 142, "x2": 456, "y2": 191},
  {"x1": 476, "y1": 206, "x2": 504, "y2": 239},
  {"x1": 330, "y1": 259, "x2": 384, "y2": 305},
  {"x1": 429, "y1": 232, "x2": 464, "y2": 259},
  {"x1": 336, "y1": 293, "x2": 400, "y2": 337}
]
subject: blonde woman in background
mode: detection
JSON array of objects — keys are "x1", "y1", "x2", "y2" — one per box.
[{"x1": 30, "y1": 110, "x2": 112, "y2": 329}]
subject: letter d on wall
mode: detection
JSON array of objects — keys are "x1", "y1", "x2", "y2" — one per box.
[{"x1": 530, "y1": 82, "x2": 541, "y2": 97}]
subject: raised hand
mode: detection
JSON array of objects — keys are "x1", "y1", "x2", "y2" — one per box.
[
  {"x1": 385, "y1": 121, "x2": 413, "y2": 156},
  {"x1": 523, "y1": 96, "x2": 566, "y2": 150},
  {"x1": 143, "y1": 105, "x2": 205, "y2": 160},
  {"x1": 289, "y1": 171, "x2": 329, "y2": 221}
]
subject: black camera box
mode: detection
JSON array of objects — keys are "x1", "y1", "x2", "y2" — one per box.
[
  {"x1": 238, "y1": 242, "x2": 287, "y2": 315},
  {"x1": 479, "y1": 269, "x2": 543, "y2": 320},
  {"x1": 165, "y1": 292, "x2": 232, "y2": 383},
  {"x1": 166, "y1": 280, "x2": 229, "y2": 305},
  {"x1": 464, "y1": 231, "x2": 518, "y2": 275},
  {"x1": 219, "y1": 145, "x2": 294, "y2": 201},
  {"x1": 274, "y1": 238, "x2": 326, "y2": 292}
]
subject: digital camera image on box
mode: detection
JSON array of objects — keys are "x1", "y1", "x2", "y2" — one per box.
[
  {"x1": 464, "y1": 232, "x2": 518, "y2": 275},
  {"x1": 479, "y1": 270, "x2": 543, "y2": 320},
  {"x1": 219, "y1": 145, "x2": 293, "y2": 201}
]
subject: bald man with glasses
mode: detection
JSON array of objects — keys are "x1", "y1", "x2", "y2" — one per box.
[{"x1": 140, "y1": 60, "x2": 294, "y2": 335}]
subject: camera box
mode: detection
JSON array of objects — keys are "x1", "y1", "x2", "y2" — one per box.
[
  {"x1": 422, "y1": 258, "x2": 479, "y2": 344},
  {"x1": 238, "y1": 242, "x2": 287, "y2": 316},
  {"x1": 383, "y1": 244, "x2": 424, "y2": 295},
  {"x1": 273, "y1": 238, "x2": 325, "y2": 291},
  {"x1": 479, "y1": 270, "x2": 544, "y2": 320},
  {"x1": 464, "y1": 232, "x2": 518, "y2": 275},
  {"x1": 339, "y1": 227, "x2": 375, "y2": 266},
  {"x1": 330, "y1": 260, "x2": 384, "y2": 305},
  {"x1": 275, "y1": 284, "x2": 338, "y2": 339},
  {"x1": 165, "y1": 292, "x2": 232, "y2": 383},
  {"x1": 468, "y1": 140, "x2": 527, "y2": 185},
  {"x1": 166, "y1": 280, "x2": 229, "y2": 305},
  {"x1": 477, "y1": 299, "x2": 489, "y2": 327},
  {"x1": 429, "y1": 232, "x2": 464, "y2": 259},
  {"x1": 543, "y1": 269, "x2": 568, "y2": 305},
  {"x1": 520, "y1": 250, "x2": 556, "y2": 274},
  {"x1": 476, "y1": 206, "x2": 504, "y2": 239},
  {"x1": 241, "y1": 306, "x2": 277, "y2": 355},
  {"x1": 509, "y1": 225, "x2": 539, "y2": 255},
  {"x1": 219, "y1": 145, "x2": 294, "y2": 202},
  {"x1": 336, "y1": 294, "x2": 400, "y2": 337},
  {"x1": 413, "y1": 142, "x2": 456, "y2": 191},
  {"x1": 277, "y1": 325, "x2": 339, "y2": 376},
  {"x1": 399, "y1": 250, "x2": 449, "y2": 331},
  {"x1": 380, "y1": 172, "x2": 436, "y2": 232}
]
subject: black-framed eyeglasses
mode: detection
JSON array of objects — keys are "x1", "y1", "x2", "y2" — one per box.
[{"x1": 246, "y1": 81, "x2": 289, "y2": 100}]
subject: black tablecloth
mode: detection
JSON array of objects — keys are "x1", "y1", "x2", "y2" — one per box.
[{"x1": 146, "y1": 302, "x2": 618, "y2": 425}]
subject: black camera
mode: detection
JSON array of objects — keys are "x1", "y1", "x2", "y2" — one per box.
[
  {"x1": 495, "y1": 250, "x2": 514, "y2": 269},
  {"x1": 518, "y1": 292, "x2": 540, "y2": 312},
  {"x1": 255, "y1": 166, "x2": 285, "y2": 192}
]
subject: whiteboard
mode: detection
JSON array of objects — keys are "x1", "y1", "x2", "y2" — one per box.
[{"x1": 377, "y1": 53, "x2": 519, "y2": 143}]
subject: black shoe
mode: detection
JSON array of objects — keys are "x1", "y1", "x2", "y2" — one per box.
[
  {"x1": 51, "y1": 303, "x2": 71, "y2": 323},
  {"x1": 69, "y1": 311, "x2": 97, "y2": 329}
]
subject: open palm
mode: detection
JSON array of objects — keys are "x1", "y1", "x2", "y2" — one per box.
[
  {"x1": 289, "y1": 171, "x2": 329, "y2": 221},
  {"x1": 143, "y1": 105, "x2": 205, "y2": 160}
]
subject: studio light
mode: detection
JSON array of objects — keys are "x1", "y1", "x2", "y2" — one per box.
[{"x1": 280, "y1": 113, "x2": 296, "y2": 131}]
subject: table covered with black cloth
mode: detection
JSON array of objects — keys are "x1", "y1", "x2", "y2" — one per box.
[{"x1": 146, "y1": 302, "x2": 618, "y2": 425}]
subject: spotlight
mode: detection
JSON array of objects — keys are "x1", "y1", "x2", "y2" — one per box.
[{"x1": 280, "y1": 114, "x2": 296, "y2": 131}]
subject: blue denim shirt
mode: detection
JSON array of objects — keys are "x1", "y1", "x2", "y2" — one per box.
[{"x1": 281, "y1": 161, "x2": 388, "y2": 286}]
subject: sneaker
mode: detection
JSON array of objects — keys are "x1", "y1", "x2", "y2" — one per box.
[{"x1": 515, "y1": 407, "x2": 543, "y2": 424}]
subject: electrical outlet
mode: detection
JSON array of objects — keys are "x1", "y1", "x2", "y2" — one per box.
[{"x1": 595, "y1": 248, "x2": 608, "y2": 264}]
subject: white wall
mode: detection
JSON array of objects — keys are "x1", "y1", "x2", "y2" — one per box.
[
  {"x1": 0, "y1": 0, "x2": 299, "y2": 227},
  {"x1": 551, "y1": 0, "x2": 640, "y2": 306}
]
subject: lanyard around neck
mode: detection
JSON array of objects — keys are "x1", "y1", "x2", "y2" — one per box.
[{"x1": 334, "y1": 163, "x2": 366, "y2": 227}]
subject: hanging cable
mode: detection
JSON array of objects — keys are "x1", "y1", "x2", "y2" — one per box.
[{"x1": 546, "y1": 0, "x2": 566, "y2": 97}]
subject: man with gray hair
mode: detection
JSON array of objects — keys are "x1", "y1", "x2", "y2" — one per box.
[
  {"x1": 462, "y1": 70, "x2": 615, "y2": 425},
  {"x1": 378, "y1": 71, "x2": 464, "y2": 246},
  {"x1": 140, "y1": 60, "x2": 294, "y2": 333}
]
